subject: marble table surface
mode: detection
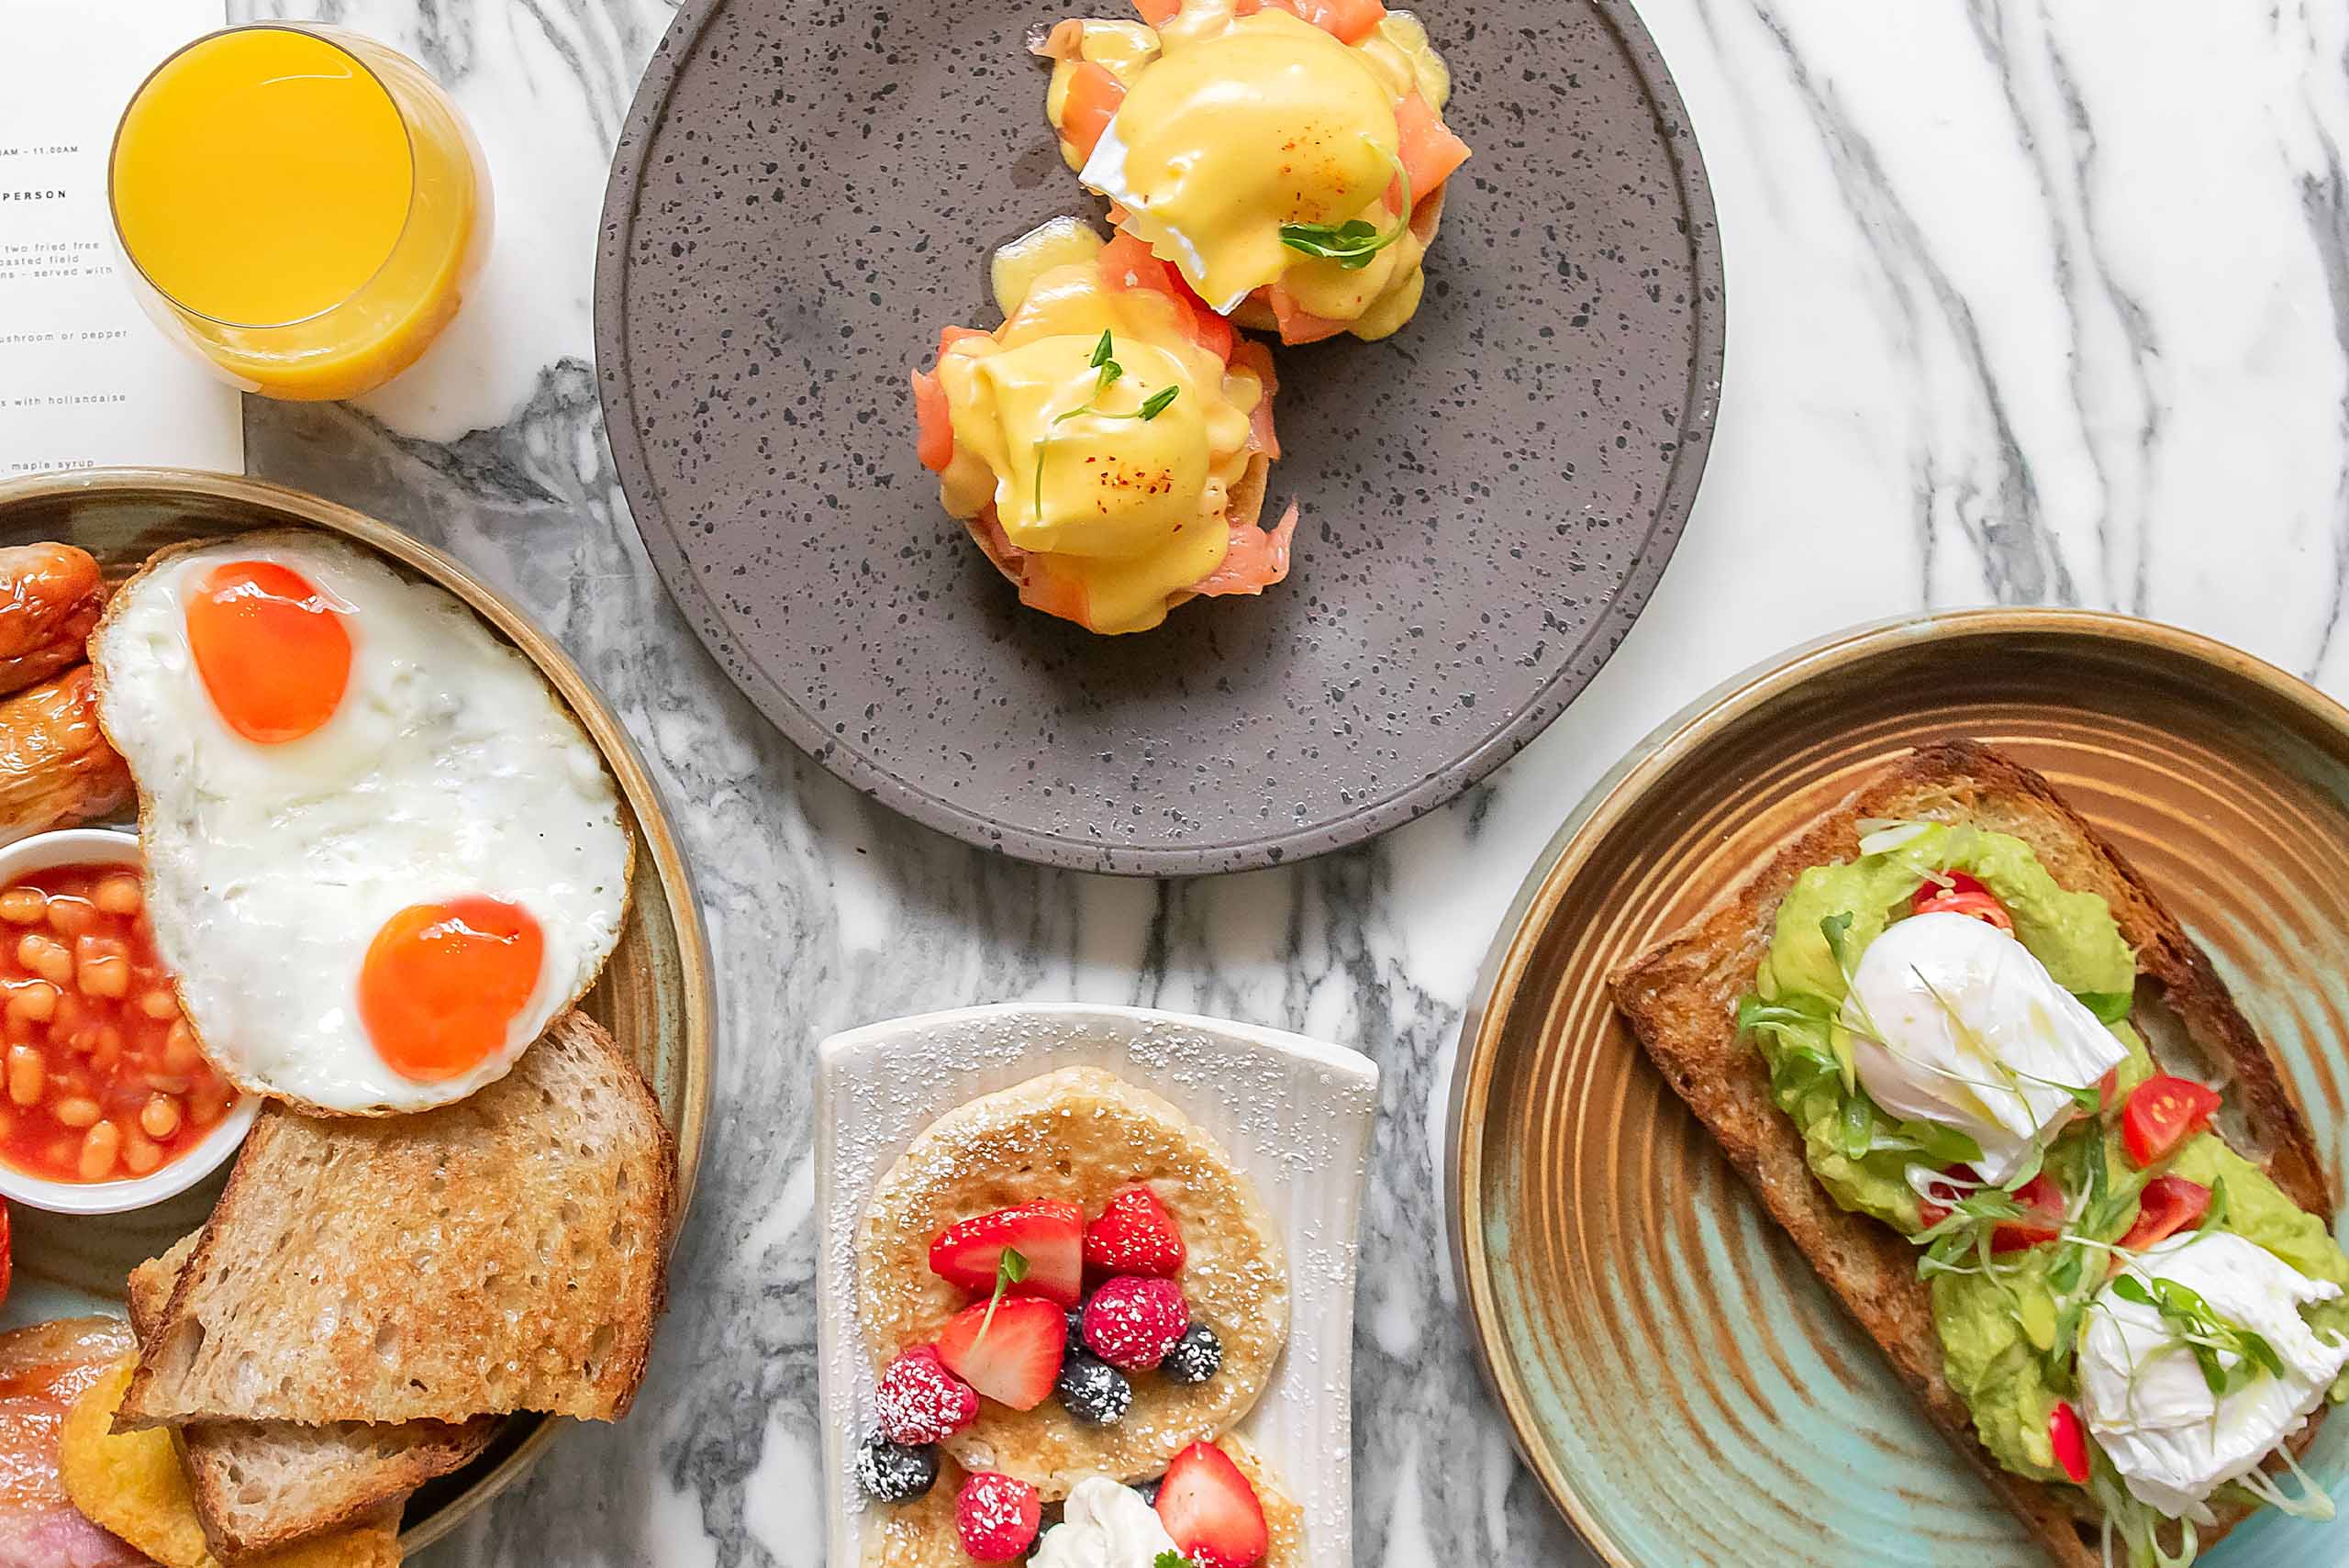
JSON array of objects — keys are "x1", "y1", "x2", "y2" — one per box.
[{"x1": 212, "y1": 0, "x2": 2349, "y2": 1563}]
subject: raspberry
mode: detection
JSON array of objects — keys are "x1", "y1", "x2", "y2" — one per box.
[
  {"x1": 875, "y1": 1345, "x2": 978, "y2": 1444},
  {"x1": 1082, "y1": 1275, "x2": 1189, "y2": 1371},
  {"x1": 955, "y1": 1471, "x2": 1041, "y2": 1562}
]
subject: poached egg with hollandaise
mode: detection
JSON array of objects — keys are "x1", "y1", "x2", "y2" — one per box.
[
  {"x1": 1841, "y1": 908, "x2": 2130, "y2": 1184},
  {"x1": 1037, "y1": 0, "x2": 1470, "y2": 344},
  {"x1": 910, "y1": 217, "x2": 1293, "y2": 635}
]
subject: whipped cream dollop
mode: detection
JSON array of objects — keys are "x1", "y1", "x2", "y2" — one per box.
[{"x1": 1030, "y1": 1476, "x2": 1179, "y2": 1568}]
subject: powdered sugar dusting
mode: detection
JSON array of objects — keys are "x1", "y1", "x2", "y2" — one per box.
[{"x1": 815, "y1": 1005, "x2": 1376, "y2": 1568}]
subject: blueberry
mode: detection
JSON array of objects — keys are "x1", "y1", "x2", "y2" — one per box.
[
  {"x1": 855, "y1": 1430, "x2": 938, "y2": 1503},
  {"x1": 1055, "y1": 1350, "x2": 1134, "y2": 1426},
  {"x1": 1133, "y1": 1478, "x2": 1162, "y2": 1507},
  {"x1": 1065, "y1": 1305, "x2": 1088, "y2": 1356},
  {"x1": 1161, "y1": 1322, "x2": 1223, "y2": 1385}
]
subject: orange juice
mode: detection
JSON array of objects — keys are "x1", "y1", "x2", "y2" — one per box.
[{"x1": 109, "y1": 27, "x2": 489, "y2": 401}]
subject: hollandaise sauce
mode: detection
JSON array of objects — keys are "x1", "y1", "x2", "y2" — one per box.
[
  {"x1": 1040, "y1": 0, "x2": 1469, "y2": 342},
  {"x1": 923, "y1": 222, "x2": 1268, "y2": 634}
]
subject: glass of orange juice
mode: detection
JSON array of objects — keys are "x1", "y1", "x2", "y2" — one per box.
[{"x1": 107, "y1": 25, "x2": 491, "y2": 402}]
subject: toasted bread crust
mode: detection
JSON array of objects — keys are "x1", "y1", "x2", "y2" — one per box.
[
  {"x1": 117, "y1": 1012, "x2": 674, "y2": 1429},
  {"x1": 1609, "y1": 740, "x2": 2334, "y2": 1566},
  {"x1": 127, "y1": 1235, "x2": 495, "y2": 1560}
]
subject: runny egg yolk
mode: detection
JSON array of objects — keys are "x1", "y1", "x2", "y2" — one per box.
[
  {"x1": 357, "y1": 896, "x2": 545, "y2": 1083},
  {"x1": 184, "y1": 560, "x2": 353, "y2": 744},
  {"x1": 1082, "y1": 10, "x2": 1399, "y2": 310}
]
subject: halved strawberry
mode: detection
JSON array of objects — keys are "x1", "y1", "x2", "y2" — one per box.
[
  {"x1": 934, "y1": 1297, "x2": 1066, "y2": 1411},
  {"x1": 929, "y1": 1201, "x2": 1085, "y2": 1307},
  {"x1": 1155, "y1": 1440, "x2": 1269, "y2": 1568},
  {"x1": 1085, "y1": 1185, "x2": 1186, "y2": 1278}
]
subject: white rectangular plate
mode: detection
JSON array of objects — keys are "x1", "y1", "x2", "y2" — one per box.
[{"x1": 816, "y1": 1003, "x2": 1380, "y2": 1568}]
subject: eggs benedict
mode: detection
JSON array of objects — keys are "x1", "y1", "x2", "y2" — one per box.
[
  {"x1": 911, "y1": 217, "x2": 1292, "y2": 635},
  {"x1": 1036, "y1": 0, "x2": 1470, "y2": 344}
]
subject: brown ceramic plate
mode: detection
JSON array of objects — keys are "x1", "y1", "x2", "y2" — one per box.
[
  {"x1": 1447, "y1": 610, "x2": 2349, "y2": 1566},
  {"x1": 595, "y1": 0, "x2": 1722, "y2": 873},
  {"x1": 0, "y1": 468, "x2": 714, "y2": 1558}
]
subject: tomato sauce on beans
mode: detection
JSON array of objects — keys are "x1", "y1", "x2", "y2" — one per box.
[{"x1": 0, "y1": 863, "x2": 232, "y2": 1183}]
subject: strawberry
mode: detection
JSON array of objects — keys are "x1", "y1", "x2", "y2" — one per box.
[
  {"x1": 930, "y1": 1201, "x2": 1085, "y2": 1307},
  {"x1": 874, "y1": 1345, "x2": 977, "y2": 1444},
  {"x1": 934, "y1": 1297, "x2": 1066, "y2": 1410},
  {"x1": 1084, "y1": 1184, "x2": 1186, "y2": 1278},
  {"x1": 1082, "y1": 1276, "x2": 1189, "y2": 1371},
  {"x1": 1155, "y1": 1440, "x2": 1268, "y2": 1568},
  {"x1": 955, "y1": 1471, "x2": 1041, "y2": 1562}
]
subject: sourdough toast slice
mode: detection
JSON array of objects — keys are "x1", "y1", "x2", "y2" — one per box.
[
  {"x1": 117, "y1": 1011, "x2": 675, "y2": 1430},
  {"x1": 1609, "y1": 740, "x2": 2334, "y2": 1567},
  {"x1": 127, "y1": 1235, "x2": 495, "y2": 1561}
]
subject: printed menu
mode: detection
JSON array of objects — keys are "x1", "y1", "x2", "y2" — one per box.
[{"x1": 0, "y1": 0, "x2": 241, "y2": 478}]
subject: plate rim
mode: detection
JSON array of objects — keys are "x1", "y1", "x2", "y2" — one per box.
[
  {"x1": 0, "y1": 464, "x2": 718, "y2": 1556},
  {"x1": 590, "y1": 0, "x2": 1727, "y2": 876},
  {"x1": 1441, "y1": 605, "x2": 2349, "y2": 1567}
]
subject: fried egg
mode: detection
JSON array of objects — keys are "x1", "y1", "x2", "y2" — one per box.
[{"x1": 90, "y1": 532, "x2": 631, "y2": 1115}]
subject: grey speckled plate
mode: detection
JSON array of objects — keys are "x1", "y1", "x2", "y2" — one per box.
[{"x1": 596, "y1": 0, "x2": 1722, "y2": 874}]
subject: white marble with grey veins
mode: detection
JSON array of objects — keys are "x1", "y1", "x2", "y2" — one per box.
[{"x1": 213, "y1": 0, "x2": 2349, "y2": 1563}]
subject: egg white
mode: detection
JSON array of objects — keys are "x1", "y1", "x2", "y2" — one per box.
[
  {"x1": 2079, "y1": 1231, "x2": 2349, "y2": 1521},
  {"x1": 1842, "y1": 911, "x2": 2129, "y2": 1183},
  {"x1": 90, "y1": 532, "x2": 632, "y2": 1115}
]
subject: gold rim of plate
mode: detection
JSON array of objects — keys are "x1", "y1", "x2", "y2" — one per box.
[
  {"x1": 0, "y1": 466, "x2": 714, "y2": 1556},
  {"x1": 1445, "y1": 607, "x2": 2349, "y2": 1568}
]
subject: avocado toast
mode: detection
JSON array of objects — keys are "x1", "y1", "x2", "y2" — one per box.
[{"x1": 1611, "y1": 740, "x2": 2348, "y2": 1568}]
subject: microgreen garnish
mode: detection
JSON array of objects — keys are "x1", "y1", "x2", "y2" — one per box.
[
  {"x1": 2109, "y1": 1272, "x2": 2285, "y2": 1396},
  {"x1": 1278, "y1": 148, "x2": 1412, "y2": 270},
  {"x1": 1029, "y1": 329, "x2": 1181, "y2": 515},
  {"x1": 974, "y1": 1245, "x2": 1030, "y2": 1345},
  {"x1": 1154, "y1": 1554, "x2": 1208, "y2": 1568}
]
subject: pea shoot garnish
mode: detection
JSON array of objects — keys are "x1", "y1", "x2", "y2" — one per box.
[
  {"x1": 1278, "y1": 149, "x2": 1412, "y2": 271},
  {"x1": 2108, "y1": 1272, "x2": 2286, "y2": 1396},
  {"x1": 1030, "y1": 329, "x2": 1181, "y2": 516}
]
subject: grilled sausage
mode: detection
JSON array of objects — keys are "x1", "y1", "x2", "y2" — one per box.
[
  {"x1": 0, "y1": 666, "x2": 132, "y2": 842},
  {"x1": 0, "y1": 544, "x2": 103, "y2": 698}
]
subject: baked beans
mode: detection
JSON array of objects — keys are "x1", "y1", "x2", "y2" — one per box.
[{"x1": 0, "y1": 862, "x2": 230, "y2": 1184}]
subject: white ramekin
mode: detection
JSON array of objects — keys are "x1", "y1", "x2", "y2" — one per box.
[{"x1": 0, "y1": 827, "x2": 259, "y2": 1216}]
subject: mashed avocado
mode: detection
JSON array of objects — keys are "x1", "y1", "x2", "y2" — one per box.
[
  {"x1": 1747, "y1": 823, "x2": 2145, "y2": 1229},
  {"x1": 1743, "y1": 820, "x2": 2349, "y2": 1496}
]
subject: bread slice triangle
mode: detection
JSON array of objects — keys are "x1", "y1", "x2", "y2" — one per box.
[
  {"x1": 126, "y1": 1234, "x2": 495, "y2": 1561},
  {"x1": 1609, "y1": 740, "x2": 2333, "y2": 1567},
  {"x1": 117, "y1": 1011, "x2": 674, "y2": 1429}
]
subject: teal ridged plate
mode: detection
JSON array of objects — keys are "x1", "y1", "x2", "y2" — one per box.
[{"x1": 1448, "y1": 610, "x2": 2349, "y2": 1567}]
